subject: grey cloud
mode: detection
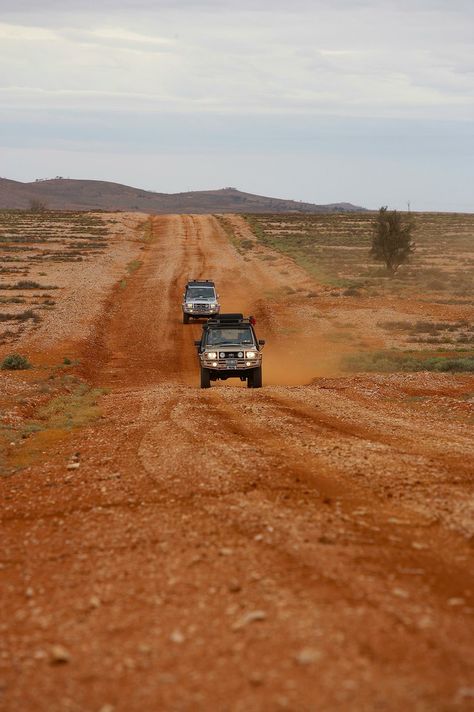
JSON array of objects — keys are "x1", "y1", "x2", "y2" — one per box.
[
  {"x1": 1, "y1": 107, "x2": 471, "y2": 155},
  {"x1": 1, "y1": 0, "x2": 473, "y2": 212},
  {"x1": 3, "y1": 0, "x2": 473, "y2": 13}
]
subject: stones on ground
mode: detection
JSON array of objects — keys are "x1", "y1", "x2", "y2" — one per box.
[
  {"x1": 232, "y1": 610, "x2": 266, "y2": 631},
  {"x1": 170, "y1": 629, "x2": 185, "y2": 644},
  {"x1": 67, "y1": 452, "x2": 81, "y2": 470},
  {"x1": 219, "y1": 547, "x2": 233, "y2": 556},
  {"x1": 249, "y1": 671, "x2": 264, "y2": 686},
  {"x1": 50, "y1": 645, "x2": 71, "y2": 664},
  {"x1": 295, "y1": 647, "x2": 322, "y2": 665},
  {"x1": 455, "y1": 687, "x2": 474, "y2": 701},
  {"x1": 447, "y1": 597, "x2": 465, "y2": 607},
  {"x1": 417, "y1": 615, "x2": 433, "y2": 629},
  {"x1": 228, "y1": 579, "x2": 242, "y2": 593},
  {"x1": 392, "y1": 587, "x2": 409, "y2": 599},
  {"x1": 98, "y1": 705, "x2": 115, "y2": 712},
  {"x1": 89, "y1": 595, "x2": 101, "y2": 609}
]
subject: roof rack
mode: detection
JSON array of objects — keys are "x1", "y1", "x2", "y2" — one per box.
[
  {"x1": 205, "y1": 313, "x2": 247, "y2": 326},
  {"x1": 186, "y1": 279, "x2": 215, "y2": 286}
]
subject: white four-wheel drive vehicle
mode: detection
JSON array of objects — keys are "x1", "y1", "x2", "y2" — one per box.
[{"x1": 182, "y1": 280, "x2": 220, "y2": 323}]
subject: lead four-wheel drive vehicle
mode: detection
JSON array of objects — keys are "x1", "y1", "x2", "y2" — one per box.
[
  {"x1": 195, "y1": 313, "x2": 265, "y2": 388},
  {"x1": 182, "y1": 279, "x2": 220, "y2": 323}
]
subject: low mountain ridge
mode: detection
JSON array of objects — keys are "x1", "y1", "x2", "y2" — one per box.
[{"x1": 0, "y1": 178, "x2": 366, "y2": 213}]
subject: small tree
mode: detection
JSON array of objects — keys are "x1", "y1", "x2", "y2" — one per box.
[
  {"x1": 29, "y1": 199, "x2": 48, "y2": 213},
  {"x1": 370, "y1": 206, "x2": 416, "y2": 276}
]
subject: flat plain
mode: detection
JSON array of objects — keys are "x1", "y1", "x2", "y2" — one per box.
[{"x1": 0, "y1": 210, "x2": 473, "y2": 711}]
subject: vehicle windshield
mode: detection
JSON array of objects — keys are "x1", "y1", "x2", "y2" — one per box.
[
  {"x1": 205, "y1": 327, "x2": 255, "y2": 347},
  {"x1": 187, "y1": 287, "x2": 215, "y2": 300}
]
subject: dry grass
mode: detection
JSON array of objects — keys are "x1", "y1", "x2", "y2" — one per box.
[
  {"x1": 244, "y1": 212, "x2": 474, "y2": 298},
  {"x1": 0, "y1": 210, "x2": 117, "y2": 344},
  {"x1": 244, "y1": 212, "x2": 474, "y2": 372},
  {"x1": 0, "y1": 368, "x2": 106, "y2": 475}
]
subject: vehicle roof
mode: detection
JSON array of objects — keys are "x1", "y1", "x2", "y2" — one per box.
[
  {"x1": 186, "y1": 280, "x2": 215, "y2": 287},
  {"x1": 203, "y1": 314, "x2": 252, "y2": 328}
]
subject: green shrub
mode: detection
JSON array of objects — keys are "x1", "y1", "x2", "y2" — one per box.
[
  {"x1": 1, "y1": 353, "x2": 31, "y2": 370},
  {"x1": 343, "y1": 351, "x2": 474, "y2": 373}
]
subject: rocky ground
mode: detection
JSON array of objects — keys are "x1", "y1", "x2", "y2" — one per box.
[{"x1": 0, "y1": 214, "x2": 473, "y2": 711}]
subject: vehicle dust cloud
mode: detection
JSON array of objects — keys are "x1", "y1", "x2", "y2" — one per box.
[{"x1": 263, "y1": 336, "x2": 345, "y2": 386}]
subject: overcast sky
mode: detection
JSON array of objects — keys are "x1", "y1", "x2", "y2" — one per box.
[{"x1": 0, "y1": 0, "x2": 473, "y2": 210}]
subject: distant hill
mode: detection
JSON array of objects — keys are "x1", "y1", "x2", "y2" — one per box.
[{"x1": 0, "y1": 178, "x2": 366, "y2": 213}]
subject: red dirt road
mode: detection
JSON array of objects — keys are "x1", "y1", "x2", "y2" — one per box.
[{"x1": 1, "y1": 215, "x2": 473, "y2": 711}]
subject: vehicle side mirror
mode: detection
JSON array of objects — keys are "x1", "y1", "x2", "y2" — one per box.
[{"x1": 259, "y1": 339, "x2": 265, "y2": 346}]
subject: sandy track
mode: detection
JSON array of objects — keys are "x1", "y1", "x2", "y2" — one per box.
[{"x1": 1, "y1": 215, "x2": 473, "y2": 711}]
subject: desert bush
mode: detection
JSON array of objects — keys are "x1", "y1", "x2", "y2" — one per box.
[
  {"x1": 370, "y1": 207, "x2": 416, "y2": 276},
  {"x1": 0, "y1": 309, "x2": 40, "y2": 323},
  {"x1": 1, "y1": 353, "x2": 31, "y2": 370},
  {"x1": 378, "y1": 320, "x2": 413, "y2": 331},
  {"x1": 126, "y1": 260, "x2": 142, "y2": 274},
  {"x1": 344, "y1": 350, "x2": 474, "y2": 373},
  {"x1": 0, "y1": 296, "x2": 25, "y2": 304},
  {"x1": 13, "y1": 280, "x2": 41, "y2": 289},
  {"x1": 0, "y1": 280, "x2": 59, "y2": 291}
]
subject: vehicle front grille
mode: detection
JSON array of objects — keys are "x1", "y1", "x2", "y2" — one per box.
[
  {"x1": 218, "y1": 359, "x2": 247, "y2": 368},
  {"x1": 203, "y1": 354, "x2": 259, "y2": 369}
]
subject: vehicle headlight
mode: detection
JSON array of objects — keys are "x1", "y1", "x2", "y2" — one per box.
[
  {"x1": 186, "y1": 302, "x2": 193, "y2": 309},
  {"x1": 207, "y1": 351, "x2": 217, "y2": 359},
  {"x1": 246, "y1": 351, "x2": 256, "y2": 359}
]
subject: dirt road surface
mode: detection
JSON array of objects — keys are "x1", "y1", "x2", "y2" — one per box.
[{"x1": 1, "y1": 215, "x2": 473, "y2": 711}]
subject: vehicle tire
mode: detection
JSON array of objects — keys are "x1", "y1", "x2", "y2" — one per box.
[
  {"x1": 252, "y1": 366, "x2": 262, "y2": 388},
  {"x1": 183, "y1": 314, "x2": 190, "y2": 324},
  {"x1": 247, "y1": 370, "x2": 254, "y2": 388},
  {"x1": 200, "y1": 367, "x2": 211, "y2": 389}
]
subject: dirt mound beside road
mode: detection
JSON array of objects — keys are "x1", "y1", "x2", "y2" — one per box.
[{"x1": 0, "y1": 214, "x2": 473, "y2": 711}]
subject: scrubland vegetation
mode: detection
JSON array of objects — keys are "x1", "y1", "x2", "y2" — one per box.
[
  {"x1": 243, "y1": 211, "x2": 474, "y2": 372},
  {"x1": 0, "y1": 210, "x2": 115, "y2": 344}
]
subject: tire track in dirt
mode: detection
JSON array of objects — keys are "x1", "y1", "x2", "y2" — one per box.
[
  {"x1": 134, "y1": 381, "x2": 474, "y2": 702},
  {"x1": 138, "y1": 382, "x2": 472, "y2": 580},
  {"x1": 3, "y1": 213, "x2": 474, "y2": 712},
  {"x1": 83, "y1": 214, "x2": 207, "y2": 386}
]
